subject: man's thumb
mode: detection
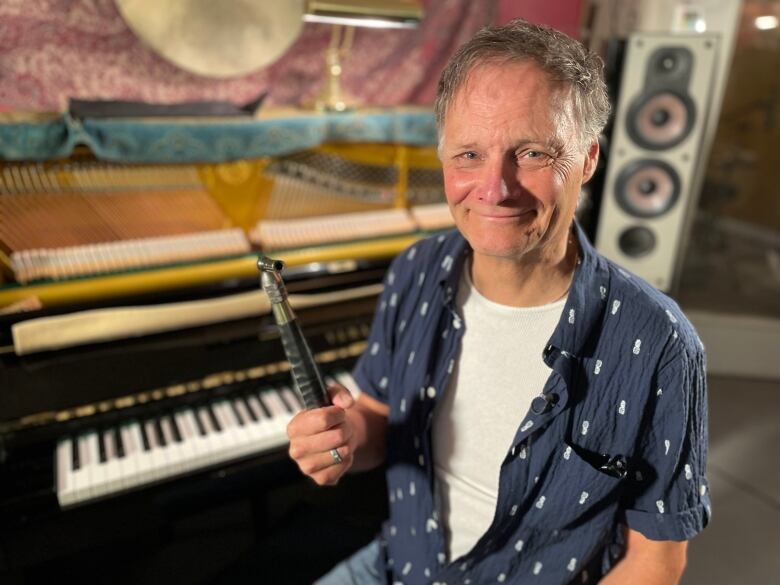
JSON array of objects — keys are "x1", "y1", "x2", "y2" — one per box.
[{"x1": 328, "y1": 384, "x2": 355, "y2": 409}]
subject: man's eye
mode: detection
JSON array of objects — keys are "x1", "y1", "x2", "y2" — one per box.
[
  {"x1": 522, "y1": 150, "x2": 547, "y2": 159},
  {"x1": 459, "y1": 151, "x2": 478, "y2": 161},
  {"x1": 517, "y1": 150, "x2": 551, "y2": 166}
]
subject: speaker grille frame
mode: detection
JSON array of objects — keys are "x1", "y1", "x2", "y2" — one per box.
[{"x1": 594, "y1": 33, "x2": 720, "y2": 291}]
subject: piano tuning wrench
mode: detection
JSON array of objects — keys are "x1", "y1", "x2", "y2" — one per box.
[{"x1": 257, "y1": 256, "x2": 331, "y2": 410}]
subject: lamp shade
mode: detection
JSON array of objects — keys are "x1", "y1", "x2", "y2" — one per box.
[
  {"x1": 304, "y1": 0, "x2": 424, "y2": 29},
  {"x1": 115, "y1": 0, "x2": 305, "y2": 78}
]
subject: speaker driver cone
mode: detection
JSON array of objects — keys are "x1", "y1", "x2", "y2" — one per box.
[
  {"x1": 627, "y1": 90, "x2": 696, "y2": 150},
  {"x1": 618, "y1": 226, "x2": 656, "y2": 258},
  {"x1": 615, "y1": 160, "x2": 681, "y2": 218}
]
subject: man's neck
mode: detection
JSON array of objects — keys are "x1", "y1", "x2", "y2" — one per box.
[{"x1": 469, "y1": 235, "x2": 578, "y2": 307}]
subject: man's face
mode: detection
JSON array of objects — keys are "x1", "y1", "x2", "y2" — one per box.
[{"x1": 439, "y1": 60, "x2": 598, "y2": 264}]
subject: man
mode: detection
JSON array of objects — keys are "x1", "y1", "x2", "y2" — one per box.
[{"x1": 288, "y1": 19, "x2": 710, "y2": 585}]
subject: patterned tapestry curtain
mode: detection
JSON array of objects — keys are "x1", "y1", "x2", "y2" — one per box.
[{"x1": 0, "y1": 0, "x2": 497, "y2": 112}]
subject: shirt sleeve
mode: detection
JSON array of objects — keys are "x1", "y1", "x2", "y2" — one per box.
[{"x1": 622, "y1": 340, "x2": 712, "y2": 541}]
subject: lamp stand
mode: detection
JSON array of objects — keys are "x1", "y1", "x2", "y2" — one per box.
[{"x1": 314, "y1": 25, "x2": 355, "y2": 112}]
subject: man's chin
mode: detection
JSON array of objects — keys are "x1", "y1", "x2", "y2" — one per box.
[{"x1": 468, "y1": 240, "x2": 536, "y2": 261}]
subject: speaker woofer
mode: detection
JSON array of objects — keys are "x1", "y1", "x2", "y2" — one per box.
[
  {"x1": 626, "y1": 90, "x2": 696, "y2": 150},
  {"x1": 618, "y1": 226, "x2": 656, "y2": 257},
  {"x1": 615, "y1": 159, "x2": 681, "y2": 218}
]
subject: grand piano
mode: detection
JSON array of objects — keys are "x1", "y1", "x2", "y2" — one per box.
[{"x1": 0, "y1": 109, "x2": 446, "y2": 583}]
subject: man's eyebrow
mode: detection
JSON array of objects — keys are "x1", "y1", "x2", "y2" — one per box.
[
  {"x1": 443, "y1": 142, "x2": 479, "y2": 151},
  {"x1": 442, "y1": 138, "x2": 565, "y2": 152},
  {"x1": 512, "y1": 137, "x2": 562, "y2": 149}
]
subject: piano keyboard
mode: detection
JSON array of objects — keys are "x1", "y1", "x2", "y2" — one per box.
[{"x1": 55, "y1": 371, "x2": 357, "y2": 508}]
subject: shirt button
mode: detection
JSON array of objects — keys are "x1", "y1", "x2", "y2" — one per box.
[
  {"x1": 530, "y1": 393, "x2": 560, "y2": 414},
  {"x1": 453, "y1": 316, "x2": 462, "y2": 329}
]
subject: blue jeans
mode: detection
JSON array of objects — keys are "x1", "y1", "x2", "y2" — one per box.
[{"x1": 313, "y1": 539, "x2": 384, "y2": 585}]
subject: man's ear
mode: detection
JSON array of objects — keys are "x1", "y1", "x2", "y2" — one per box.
[{"x1": 581, "y1": 139, "x2": 600, "y2": 184}]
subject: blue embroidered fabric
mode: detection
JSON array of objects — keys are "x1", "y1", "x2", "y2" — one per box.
[
  {"x1": 0, "y1": 109, "x2": 437, "y2": 162},
  {"x1": 352, "y1": 222, "x2": 711, "y2": 585}
]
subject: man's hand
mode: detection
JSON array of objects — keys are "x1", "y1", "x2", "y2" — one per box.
[{"x1": 287, "y1": 384, "x2": 356, "y2": 486}]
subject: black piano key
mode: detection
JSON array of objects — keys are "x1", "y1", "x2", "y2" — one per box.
[
  {"x1": 241, "y1": 395, "x2": 258, "y2": 422},
  {"x1": 194, "y1": 409, "x2": 208, "y2": 436},
  {"x1": 255, "y1": 390, "x2": 273, "y2": 419},
  {"x1": 169, "y1": 414, "x2": 183, "y2": 443},
  {"x1": 98, "y1": 430, "x2": 108, "y2": 463},
  {"x1": 139, "y1": 422, "x2": 152, "y2": 452},
  {"x1": 207, "y1": 404, "x2": 222, "y2": 432},
  {"x1": 153, "y1": 418, "x2": 167, "y2": 447},
  {"x1": 230, "y1": 400, "x2": 246, "y2": 426},
  {"x1": 114, "y1": 426, "x2": 125, "y2": 458},
  {"x1": 277, "y1": 388, "x2": 295, "y2": 414},
  {"x1": 71, "y1": 437, "x2": 80, "y2": 471}
]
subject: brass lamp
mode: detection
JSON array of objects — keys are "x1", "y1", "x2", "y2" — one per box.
[{"x1": 303, "y1": 0, "x2": 424, "y2": 111}]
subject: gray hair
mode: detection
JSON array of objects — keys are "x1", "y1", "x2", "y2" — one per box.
[{"x1": 434, "y1": 18, "x2": 610, "y2": 148}]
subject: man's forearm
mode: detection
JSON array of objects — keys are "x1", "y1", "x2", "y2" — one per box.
[
  {"x1": 599, "y1": 529, "x2": 687, "y2": 585},
  {"x1": 599, "y1": 554, "x2": 685, "y2": 585}
]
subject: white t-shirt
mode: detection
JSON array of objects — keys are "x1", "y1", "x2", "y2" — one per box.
[{"x1": 432, "y1": 263, "x2": 567, "y2": 560}]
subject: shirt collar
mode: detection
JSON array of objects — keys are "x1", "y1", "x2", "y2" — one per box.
[
  {"x1": 438, "y1": 222, "x2": 610, "y2": 358},
  {"x1": 436, "y1": 231, "x2": 470, "y2": 303},
  {"x1": 548, "y1": 221, "x2": 611, "y2": 358}
]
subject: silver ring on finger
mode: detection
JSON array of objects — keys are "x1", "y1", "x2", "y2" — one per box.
[{"x1": 330, "y1": 448, "x2": 344, "y2": 465}]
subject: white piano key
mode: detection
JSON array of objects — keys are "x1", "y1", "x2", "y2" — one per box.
[
  {"x1": 144, "y1": 420, "x2": 167, "y2": 482},
  {"x1": 232, "y1": 398, "x2": 265, "y2": 443},
  {"x1": 246, "y1": 396, "x2": 291, "y2": 451},
  {"x1": 334, "y1": 370, "x2": 362, "y2": 397},
  {"x1": 127, "y1": 421, "x2": 156, "y2": 488},
  {"x1": 119, "y1": 424, "x2": 140, "y2": 489},
  {"x1": 159, "y1": 416, "x2": 187, "y2": 474},
  {"x1": 96, "y1": 430, "x2": 123, "y2": 498},
  {"x1": 69, "y1": 435, "x2": 89, "y2": 504},
  {"x1": 212, "y1": 402, "x2": 239, "y2": 438},
  {"x1": 111, "y1": 428, "x2": 131, "y2": 490},
  {"x1": 169, "y1": 413, "x2": 201, "y2": 470},
  {"x1": 280, "y1": 387, "x2": 304, "y2": 414},
  {"x1": 84, "y1": 433, "x2": 101, "y2": 502},
  {"x1": 246, "y1": 395, "x2": 279, "y2": 440},
  {"x1": 213, "y1": 401, "x2": 256, "y2": 458},
  {"x1": 174, "y1": 410, "x2": 211, "y2": 468},
  {"x1": 262, "y1": 390, "x2": 294, "y2": 432},
  {"x1": 245, "y1": 394, "x2": 266, "y2": 421},
  {"x1": 180, "y1": 409, "x2": 217, "y2": 463},
  {"x1": 198, "y1": 405, "x2": 232, "y2": 455},
  {"x1": 56, "y1": 438, "x2": 75, "y2": 507}
]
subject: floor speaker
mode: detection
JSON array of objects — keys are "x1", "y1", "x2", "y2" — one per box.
[{"x1": 594, "y1": 33, "x2": 719, "y2": 291}]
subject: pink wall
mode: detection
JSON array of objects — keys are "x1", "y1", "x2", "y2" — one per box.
[
  {"x1": 0, "y1": 0, "x2": 492, "y2": 112},
  {"x1": 0, "y1": 0, "x2": 584, "y2": 113},
  {"x1": 497, "y1": 0, "x2": 583, "y2": 38}
]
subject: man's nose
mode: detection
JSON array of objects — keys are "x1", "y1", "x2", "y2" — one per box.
[{"x1": 476, "y1": 158, "x2": 518, "y2": 203}]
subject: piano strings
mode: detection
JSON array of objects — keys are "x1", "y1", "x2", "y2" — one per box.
[{"x1": 0, "y1": 145, "x2": 450, "y2": 292}]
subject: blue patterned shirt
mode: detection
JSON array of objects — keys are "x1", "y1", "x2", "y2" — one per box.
[{"x1": 352, "y1": 223, "x2": 711, "y2": 585}]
